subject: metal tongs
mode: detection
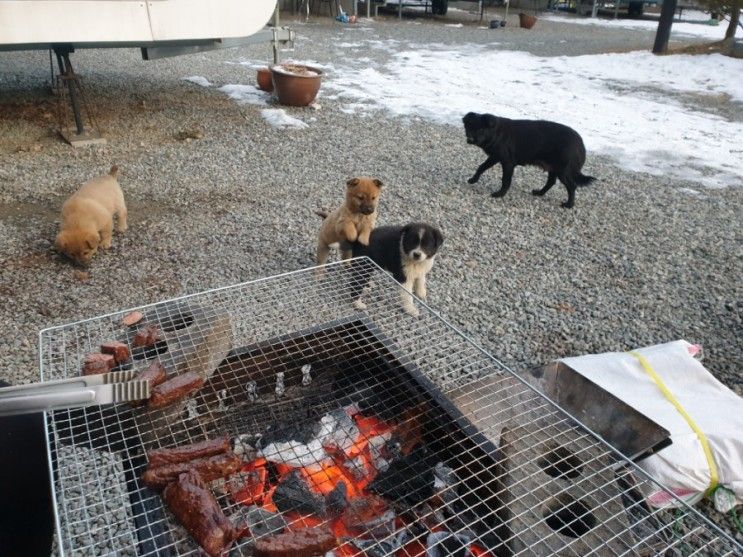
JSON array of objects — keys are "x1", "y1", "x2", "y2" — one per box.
[{"x1": 0, "y1": 370, "x2": 150, "y2": 417}]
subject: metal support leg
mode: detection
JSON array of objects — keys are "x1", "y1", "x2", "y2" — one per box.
[
  {"x1": 54, "y1": 48, "x2": 85, "y2": 135},
  {"x1": 273, "y1": 4, "x2": 281, "y2": 64}
]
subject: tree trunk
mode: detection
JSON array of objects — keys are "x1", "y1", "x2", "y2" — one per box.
[
  {"x1": 724, "y1": 0, "x2": 740, "y2": 40},
  {"x1": 653, "y1": 0, "x2": 679, "y2": 53}
]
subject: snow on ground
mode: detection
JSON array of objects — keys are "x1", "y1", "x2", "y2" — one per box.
[
  {"x1": 544, "y1": 13, "x2": 729, "y2": 41},
  {"x1": 324, "y1": 45, "x2": 743, "y2": 188},
  {"x1": 218, "y1": 84, "x2": 270, "y2": 105},
  {"x1": 261, "y1": 108, "x2": 309, "y2": 129},
  {"x1": 182, "y1": 76, "x2": 212, "y2": 87}
]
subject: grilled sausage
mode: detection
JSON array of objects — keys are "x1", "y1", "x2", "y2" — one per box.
[
  {"x1": 147, "y1": 437, "x2": 230, "y2": 468},
  {"x1": 163, "y1": 470, "x2": 234, "y2": 557},
  {"x1": 142, "y1": 452, "x2": 241, "y2": 490},
  {"x1": 148, "y1": 372, "x2": 204, "y2": 409}
]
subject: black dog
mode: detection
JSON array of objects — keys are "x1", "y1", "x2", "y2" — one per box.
[
  {"x1": 350, "y1": 223, "x2": 444, "y2": 317},
  {"x1": 462, "y1": 112, "x2": 596, "y2": 208}
]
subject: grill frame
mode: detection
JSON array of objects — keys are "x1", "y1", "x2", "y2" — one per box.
[{"x1": 39, "y1": 258, "x2": 743, "y2": 556}]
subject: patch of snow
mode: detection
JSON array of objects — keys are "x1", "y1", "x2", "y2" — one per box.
[
  {"x1": 182, "y1": 76, "x2": 212, "y2": 87},
  {"x1": 445, "y1": 23, "x2": 465, "y2": 28},
  {"x1": 543, "y1": 13, "x2": 727, "y2": 41},
  {"x1": 218, "y1": 84, "x2": 269, "y2": 105},
  {"x1": 261, "y1": 109, "x2": 309, "y2": 129},
  {"x1": 337, "y1": 42, "x2": 363, "y2": 47},
  {"x1": 325, "y1": 46, "x2": 743, "y2": 188}
]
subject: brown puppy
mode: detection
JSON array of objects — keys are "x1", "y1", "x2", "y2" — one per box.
[
  {"x1": 316, "y1": 177, "x2": 383, "y2": 266},
  {"x1": 55, "y1": 165, "x2": 128, "y2": 266}
]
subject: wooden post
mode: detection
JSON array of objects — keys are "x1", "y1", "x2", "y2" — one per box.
[{"x1": 652, "y1": 0, "x2": 678, "y2": 54}]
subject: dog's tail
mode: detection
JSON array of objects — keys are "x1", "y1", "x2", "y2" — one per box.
[
  {"x1": 109, "y1": 165, "x2": 119, "y2": 178},
  {"x1": 575, "y1": 172, "x2": 596, "y2": 186},
  {"x1": 314, "y1": 208, "x2": 329, "y2": 219}
]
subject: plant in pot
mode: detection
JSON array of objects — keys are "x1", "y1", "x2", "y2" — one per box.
[
  {"x1": 269, "y1": 63, "x2": 323, "y2": 107},
  {"x1": 519, "y1": 13, "x2": 537, "y2": 29},
  {"x1": 256, "y1": 67, "x2": 273, "y2": 92}
]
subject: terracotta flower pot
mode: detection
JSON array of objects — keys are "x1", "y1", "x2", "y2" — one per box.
[
  {"x1": 519, "y1": 13, "x2": 537, "y2": 29},
  {"x1": 256, "y1": 67, "x2": 273, "y2": 92},
  {"x1": 270, "y1": 64, "x2": 323, "y2": 107}
]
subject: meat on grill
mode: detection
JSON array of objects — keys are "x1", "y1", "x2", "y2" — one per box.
[
  {"x1": 147, "y1": 437, "x2": 231, "y2": 468},
  {"x1": 121, "y1": 311, "x2": 144, "y2": 327},
  {"x1": 163, "y1": 470, "x2": 235, "y2": 557},
  {"x1": 142, "y1": 452, "x2": 242, "y2": 490},
  {"x1": 253, "y1": 526, "x2": 336, "y2": 557},
  {"x1": 82, "y1": 353, "x2": 116, "y2": 376},
  {"x1": 100, "y1": 341, "x2": 130, "y2": 364},
  {"x1": 149, "y1": 371, "x2": 205, "y2": 409},
  {"x1": 133, "y1": 324, "x2": 162, "y2": 347},
  {"x1": 135, "y1": 362, "x2": 168, "y2": 390}
]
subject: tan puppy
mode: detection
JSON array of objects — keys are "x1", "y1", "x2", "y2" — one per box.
[
  {"x1": 55, "y1": 165, "x2": 128, "y2": 266},
  {"x1": 316, "y1": 177, "x2": 383, "y2": 266}
]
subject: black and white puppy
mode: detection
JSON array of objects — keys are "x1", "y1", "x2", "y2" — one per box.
[
  {"x1": 463, "y1": 112, "x2": 596, "y2": 208},
  {"x1": 351, "y1": 223, "x2": 444, "y2": 317}
]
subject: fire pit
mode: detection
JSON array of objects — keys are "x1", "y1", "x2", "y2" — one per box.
[{"x1": 40, "y1": 259, "x2": 742, "y2": 556}]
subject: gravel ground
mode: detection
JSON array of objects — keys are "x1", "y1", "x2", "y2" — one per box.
[{"x1": 0, "y1": 7, "x2": 741, "y2": 550}]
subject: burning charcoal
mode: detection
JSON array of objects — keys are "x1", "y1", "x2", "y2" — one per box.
[
  {"x1": 433, "y1": 462, "x2": 460, "y2": 507},
  {"x1": 260, "y1": 439, "x2": 331, "y2": 469},
  {"x1": 275, "y1": 372, "x2": 285, "y2": 398},
  {"x1": 301, "y1": 364, "x2": 312, "y2": 386},
  {"x1": 82, "y1": 353, "x2": 116, "y2": 376},
  {"x1": 387, "y1": 405, "x2": 425, "y2": 458},
  {"x1": 233, "y1": 434, "x2": 258, "y2": 460},
  {"x1": 368, "y1": 434, "x2": 392, "y2": 473},
  {"x1": 425, "y1": 531, "x2": 472, "y2": 557},
  {"x1": 100, "y1": 341, "x2": 130, "y2": 364},
  {"x1": 246, "y1": 380, "x2": 258, "y2": 402},
  {"x1": 368, "y1": 453, "x2": 435, "y2": 507},
  {"x1": 241, "y1": 505, "x2": 288, "y2": 538},
  {"x1": 253, "y1": 526, "x2": 335, "y2": 557},
  {"x1": 326, "y1": 480, "x2": 348, "y2": 516},
  {"x1": 343, "y1": 455, "x2": 370, "y2": 482},
  {"x1": 133, "y1": 324, "x2": 162, "y2": 347},
  {"x1": 321, "y1": 409, "x2": 360, "y2": 456},
  {"x1": 342, "y1": 495, "x2": 396, "y2": 538},
  {"x1": 272, "y1": 470, "x2": 327, "y2": 516},
  {"x1": 351, "y1": 529, "x2": 411, "y2": 557}
]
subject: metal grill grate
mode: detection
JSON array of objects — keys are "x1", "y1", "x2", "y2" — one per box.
[{"x1": 40, "y1": 258, "x2": 742, "y2": 556}]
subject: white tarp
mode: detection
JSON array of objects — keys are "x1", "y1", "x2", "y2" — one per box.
[{"x1": 561, "y1": 340, "x2": 743, "y2": 509}]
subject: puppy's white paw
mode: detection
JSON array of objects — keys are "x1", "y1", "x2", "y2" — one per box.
[
  {"x1": 354, "y1": 299, "x2": 367, "y2": 311},
  {"x1": 404, "y1": 304, "x2": 420, "y2": 318}
]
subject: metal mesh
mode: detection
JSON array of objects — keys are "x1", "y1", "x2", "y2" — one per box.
[{"x1": 40, "y1": 258, "x2": 742, "y2": 556}]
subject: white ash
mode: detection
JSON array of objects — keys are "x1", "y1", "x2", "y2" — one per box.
[
  {"x1": 185, "y1": 398, "x2": 199, "y2": 420},
  {"x1": 216, "y1": 388, "x2": 228, "y2": 412},
  {"x1": 301, "y1": 363, "x2": 312, "y2": 386},
  {"x1": 246, "y1": 380, "x2": 258, "y2": 402},
  {"x1": 275, "y1": 371, "x2": 285, "y2": 398},
  {"x1": 233, "y1": 433, "x2": 259, "y2": 458}
]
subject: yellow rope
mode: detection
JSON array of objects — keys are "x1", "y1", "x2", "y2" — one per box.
[{"x1": 628, "y1": 351, "x2": 719, "y2": 496}]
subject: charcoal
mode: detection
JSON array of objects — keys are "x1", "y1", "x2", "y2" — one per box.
[
  {"x1": 272, "y1": 470, "x2": 326, "y2": 516},
  {"x1": 342, "y1": 495, "x2": 396, "y2": 538},
  {"x1": 426, "y1": 531, "x2": 472, "y2": 557},
  {"x1": 351, "y1": 529, "x2": 411, "y2": 557},
  {"x1": 260, "y1": 420, "x2": 322, "y2": 446},
  {"x1": 326, "y1": 480, "x2": 348, "y2": 516},
  {"x1": 368, "y1": 453, "x2": 435, "y2": 507},
  {"x1": 321, "y1": 409, "x2": 360, "y2": 455},
  {"x1": 241, "y1": 505, "x2": 288, "y2": 538}
]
